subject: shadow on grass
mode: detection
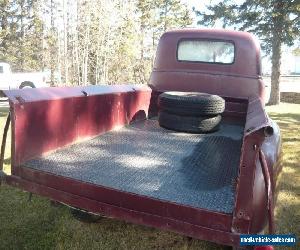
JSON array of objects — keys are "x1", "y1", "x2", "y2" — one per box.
[{"x1": 268, "y1": 111, "x2": 300, "y2": 240}]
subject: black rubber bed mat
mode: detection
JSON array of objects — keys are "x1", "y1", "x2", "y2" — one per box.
[{"x1": 24, "y1": 118, "x2": 244, "y2": 213}]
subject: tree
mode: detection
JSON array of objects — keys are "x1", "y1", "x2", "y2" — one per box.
[
  {"x1": 0, "y1": 0, "x2": 16, "y2": 66},
  {"x1": 135, "y1": 0, "x2": 192, "y2": 84},
  {"x1": 1, "y1": 0, "x2": 193, "y2": 86},
  {"x1": 154, "y1": 0, "x2": 192, "y2": 44},
  {"x1": 43, "y1": 0, "x2": 59, "y2": 86},
  {"x1": 194, "y1": 0, "x2": 300, "y2": 105},
  {"x1": 156, "y1": 0, "x2": 192, "y2": 31},
  {"x1": 0, "y1": 0, "x2": 44, "y2": 71}
]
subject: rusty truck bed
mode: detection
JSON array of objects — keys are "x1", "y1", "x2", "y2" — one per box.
[
  {"x1": 23, "y1": 118, "x2": 244, "y2": 213},
  {"x1": 1, "y1": 28, "x2": 281, "y2": 248}
]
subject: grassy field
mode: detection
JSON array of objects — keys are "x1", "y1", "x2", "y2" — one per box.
[{"x1": 0, "y1": 103, "x2": 299, "y2": 250}]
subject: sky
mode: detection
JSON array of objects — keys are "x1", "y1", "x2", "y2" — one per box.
[{"x1": 183, "y1": 0, "x2": 299, "y2": 74}]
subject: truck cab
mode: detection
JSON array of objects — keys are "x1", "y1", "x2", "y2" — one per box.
[{"x1": 150, "y1": 29, "x2": 266, "y2": 102}]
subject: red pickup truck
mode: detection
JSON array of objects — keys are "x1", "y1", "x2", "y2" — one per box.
[{"x1": 0, "y1": 29, "x2": 282, "y2": 250}]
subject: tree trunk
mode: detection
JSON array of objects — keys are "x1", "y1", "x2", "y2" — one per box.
[
  {"x1": 269, "y1": 36, "x2": 281, "y2": 105},
  {"x1": 50, "y1": 0, "x2": 55, "y2": 86},
  {"x1": 163, "y1": 0, "x2": 168, "y2": 32},
  {"x1": 269, "y1": 1, "x2": 283, "y2": 106},
  {"x1": 20, "y1": 0, "x2": 25, "y2": 71},
  {"x1": 63, "y1": 0, "x2": 69, "y2": 85}
]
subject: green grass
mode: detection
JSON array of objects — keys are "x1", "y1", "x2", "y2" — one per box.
[
  {"x1": 0, "y1": 103, "x2": 299, "y2": 250},
  {"x1": 266, "y1": 103, "x2": 300, "y2": 242}
]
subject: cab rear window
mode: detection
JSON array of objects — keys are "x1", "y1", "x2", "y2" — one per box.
[{"x1": 177, "y1": 40, "x2": 235, "y2": 64}]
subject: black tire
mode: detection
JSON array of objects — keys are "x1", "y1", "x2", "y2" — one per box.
[
  {"x1": 70, "y1": 208, "x2": 103, "y2": 223},
  {"x1": 19, "y1": 81, "x2": 36, "y2": 89},
  {"x1": 231, "y1": 246, "x2": 255, "y2": 250},
  {"x1": 158, "y1": 111, "x2": 221, "y2": 133},
  {"x1": 158, "y1": 91, "x2": 225, "y2": 116},
  {"x1": 50, "y1": 200, "x2": 64, "y2": 207}
]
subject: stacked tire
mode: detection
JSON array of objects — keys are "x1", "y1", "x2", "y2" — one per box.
[{"x1": 158, "y1": 92, "x2": 225, "y2": 133}]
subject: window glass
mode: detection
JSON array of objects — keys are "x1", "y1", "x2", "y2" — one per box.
[
  {"x1": 178, "y1": 40, "x2": 235, "y2": 64},
  {"x1": 0, "y1": 66, "x2": 3, "y2": 73}
]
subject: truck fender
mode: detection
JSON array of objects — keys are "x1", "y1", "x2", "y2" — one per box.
[{"x1": 250, "y1": 119, "x2": 281, "y2": 233}]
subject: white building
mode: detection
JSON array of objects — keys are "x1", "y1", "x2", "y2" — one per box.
[
  {"x1": 262, "y1": 47, "x2": 300, "y2": 75},
  {"x1": 294, "y1": 56, "x2": 300, "y2": 74}
]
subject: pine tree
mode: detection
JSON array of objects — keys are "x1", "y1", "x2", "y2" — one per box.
[
  {"x1": 0, "y1": 0, "x2": 44, "y2": 71},
  {"x1": 0, "y1": 0, "x2": 19, "y2": 69},
  {"x1": 194, "y1": 0, "x2": 300, "y2": 105},
  {"x1": 155, "y1": 0, "x2": 192, "y2": 33},
  {"x1": 135, "y1": 0, "x2": 193, "y2": 84},
  {"x1": 153, "y1": 0, "x2": 192, "y2": 44}
]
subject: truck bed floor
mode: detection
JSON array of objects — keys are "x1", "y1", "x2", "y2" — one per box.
[{"x1": 24, "y1": 118, "x2": 244, "y2": 213}]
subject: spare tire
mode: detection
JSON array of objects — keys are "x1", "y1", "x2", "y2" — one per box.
[
  {"x1": 158, "y1": 92, "x2": 225, "y2": 116},
  {"x1": 158, "y1": 111, "x2": 221, "y2": 133}
]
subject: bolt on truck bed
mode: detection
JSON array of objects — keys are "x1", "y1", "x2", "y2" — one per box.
[
  {"x1": 1, "y1": 30, "x2": 282, "y2": 249},
  {"x1": 1, "y1": 83, "x2": 276, "y2": 248}
]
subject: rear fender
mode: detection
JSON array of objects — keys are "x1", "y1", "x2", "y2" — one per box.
[
  {"x1": 232, "y1": 98, "x2": 281, "y2": 234},
  {"x1": 261, "y1": 119, "x2": 282, "y2": 187},
  {"x1": 249, "y1": 119, "x2": 282, "y2": 233}
]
